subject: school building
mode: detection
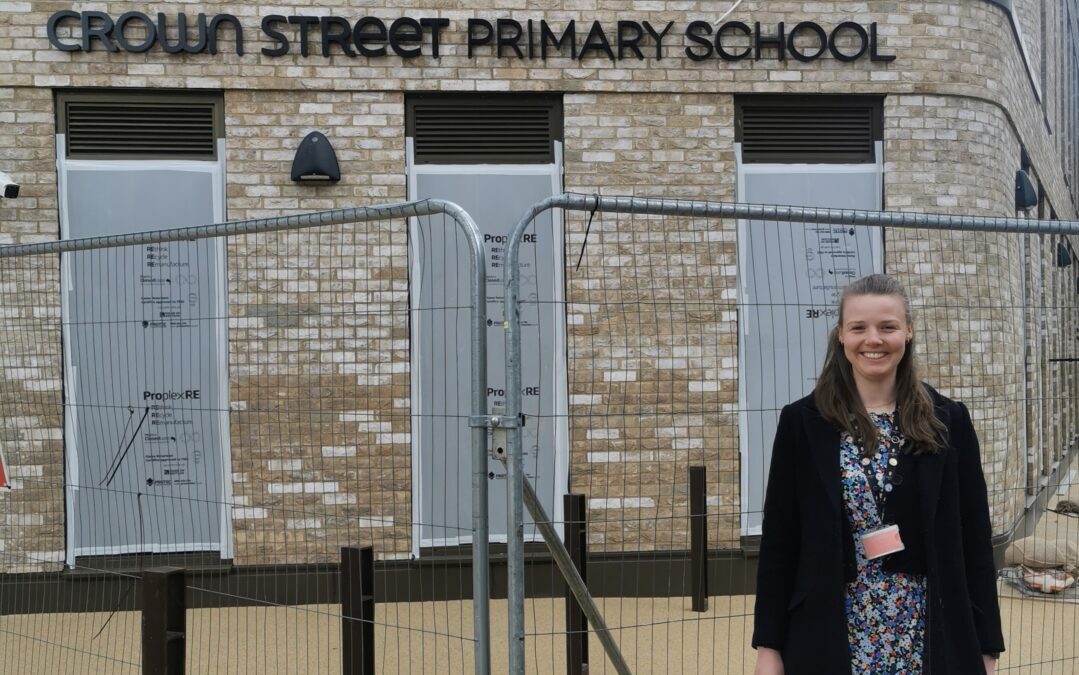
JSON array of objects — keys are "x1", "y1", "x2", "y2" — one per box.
[{"x1": 0, "y1": 1, "x2": 1078, "y2": 598}]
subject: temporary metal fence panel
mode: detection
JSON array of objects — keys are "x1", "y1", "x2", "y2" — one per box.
[
  {"x1": 503, "y1": 193, "x2": 1079, "y2": 674},
  {"x1": 0, "y1": 200, "x2": 491, "y2": 675},
  {"x1": 6, "y1": 191, "x2": 1079, "y2": 674}
]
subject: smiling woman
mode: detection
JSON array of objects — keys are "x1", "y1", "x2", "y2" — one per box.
[
  {"x1": 752, "y1": 274, "x2": 1005, "y2": 675},
  {"x1": 837, "y1": 293, "x2": 912, "y2": 406}
]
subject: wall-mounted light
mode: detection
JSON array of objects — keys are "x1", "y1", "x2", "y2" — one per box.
[
  {"x1": 1016, "y1": 169, "x2": 1037, "y2": 211},
  {"x1": 291, "y1": 131, "x2": 340, "y2": 183},
  {"x1": 1057, "y1": 241, "x2": 1072, "y2": 267}
]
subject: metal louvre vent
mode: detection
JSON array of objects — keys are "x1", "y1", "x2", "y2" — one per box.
[
  {"x1": 737, "y1": 97, "x2": 882, "y2": 164},
  {"x1": 408, "y1": 95, "x2": 562, "y2": 164},
  {"x1": 64, "y1": 99, "x2": 218, "y2": 160}
]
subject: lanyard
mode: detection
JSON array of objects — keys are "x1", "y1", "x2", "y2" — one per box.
[{"x1": 859, "y1": 418, "x2": 903, "y2": 520}]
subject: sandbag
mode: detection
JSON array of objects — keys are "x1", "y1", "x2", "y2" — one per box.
[{"x1": 1004, "y1": 536, "x2": 1079, "y2": 571}]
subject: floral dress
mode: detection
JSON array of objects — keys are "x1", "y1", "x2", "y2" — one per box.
[{"x1": 840, "y1": 411, "x2": 928, "y2": 674}]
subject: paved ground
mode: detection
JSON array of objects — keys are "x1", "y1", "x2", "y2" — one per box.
[
  {"x1": 3, "y1": 589, "x2": 1078, "y2": 674},
  {"x1": 5, "y1": 478, "x2": 1079, "y2": 673}
]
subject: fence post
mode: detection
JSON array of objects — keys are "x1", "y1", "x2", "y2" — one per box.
[
  {"x1": 142, "y1": 566, "x2": 185, "y2": 675},
  {"x1": 341, "y1": 546, "x2": 375, "y2": 675},
  {"x1": 564, "y1": 494, "x2": 589, "y2": 675},
  {"x1": 690, "y1": 466, "x2": 709, "y2": 612}
]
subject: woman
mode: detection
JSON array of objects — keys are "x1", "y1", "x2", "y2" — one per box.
[{"x1": 752, "y1": 274, "x2": 1004, "y2": 674}]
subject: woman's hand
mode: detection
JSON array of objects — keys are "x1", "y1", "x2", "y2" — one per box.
[
  {"x1": 753, "y1": 647, "x2": 784, "y2": 675},
  {"x1": 983, "y1": 654, "x2": 997, "y2": 674}
]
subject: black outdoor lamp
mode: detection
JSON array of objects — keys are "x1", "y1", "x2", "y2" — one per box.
[
  {"x1": 1057, "y1": 241, "x2": 1072, "y2": 267},
  {"x1": 1015, "y1": 169, "x2": 1037, "y2": 211},
  {"x1": 291, "y1": 131, "x2": 341, "y2": 183}
]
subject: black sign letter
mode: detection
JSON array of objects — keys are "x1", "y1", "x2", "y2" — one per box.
[
  {"x1": 390, "y1": 17, "x2": 424, "y2": 58},
  {"x1": 288, "y1": 16, "x2": 318, "y2": 57},
  {"x1": 115, "y1": 12, "x2": 157, "y2": 53},
  {"x1": 617, "y1": 21, "x2": 644, "y2": 60},
  {"x1": 467, "y1": 18, "x2": 494, "y2": 57},
  {"x1": 47, "y1": 11, "x2": 81, "y2": 52},
  {"x1": 261, "y1": 15, "x2": 289, "y2": 57},
  {"x1": 421, "y1": 18, "x2": 449, "y2": 58},
  {"x1": 158, "y1": 13, "x2": 208, "y2": 54},
  {"x1": 209, "y1": 14, "x2": 243, "y2": 56},
  {"x1": 684, "y1": 20, "x2": 713, "y2": 61},
  {"x1": 870, "y1": 23, "x2": 896, "y2": 62},
  {"x1": 540, "y1": 20, "x2": 576, "y2": 60},
  {"x1": 787, "y1": 21, "x2": 826, "y2": 62},
  {"x1": 828, "y1": 22, "x2": 869, "y2": 62},
  {"x1": 82, "y1": 11, "x2": 118, "y2": 53},
  {"x1": 716, "y1": 21, "x2": 751, "y2": 60},
  {"x1": 642, "y1": 21, "x2": 674, "y2": 60},
  {"x1": 321, "y1": 16, "x2": 356, "y2": 57},
  {"x1": 754, "y1": 21, "x2": 786, "y2": 60},
  {"x1": 353, "y1": 17, "x2": 388, "y2": 57},
  {"x1": 497, "y1": 19, "x2": 524, "y2": 58},
  {"x1": 579, "y1": 20, "x2": 614, "y2": 61}
]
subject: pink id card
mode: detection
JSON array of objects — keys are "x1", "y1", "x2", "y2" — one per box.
[{"x1": 860, "y1": 524, "x2": 905, "y2": 560}]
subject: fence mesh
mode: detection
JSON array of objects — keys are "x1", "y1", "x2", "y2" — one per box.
[
  {"x1": 0, "y1": 207, "x2": 486, "y2": 674},
  {"x1": 2, "y1": 197, "x2": 1079, "y2": 674},
  {"x1": 512, "y1": 202, "x2": 1079, "y2": 674}
]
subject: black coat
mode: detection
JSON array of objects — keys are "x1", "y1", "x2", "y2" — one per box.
[{"x1": 751, "y1": 386, "x2": 1005, "y2": 674}]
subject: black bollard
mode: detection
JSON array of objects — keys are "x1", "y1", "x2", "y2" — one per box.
[
  {"x1": 341, "y1": 546, "x2": 376, "y2": 675},
  {"x1": 690, "y1": 465, "x2": 709, "y2": 612},
  {"x1": 564, "y1": 494, "x2": 589, "y2": 675},
  {"x1": 142, "y1": 566, "x2": 186, "y2": 675}
]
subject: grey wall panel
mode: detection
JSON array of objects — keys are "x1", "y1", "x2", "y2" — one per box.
[
  {"x1": 741, "y1": 168, "x2": 882, "y2": 533},
  {"x1": 63, "y1": 168, "x2": 226, "y2": 554},
  {"x1": 412, "y1": 171, "x2": 563, "y2": 547}
]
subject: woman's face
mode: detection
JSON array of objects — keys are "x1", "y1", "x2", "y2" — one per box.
[{"x1": 838, "y1": 293, "x2": 913, "y2": 385}]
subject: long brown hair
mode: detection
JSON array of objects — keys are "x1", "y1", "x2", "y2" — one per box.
[{"x1": 814, "y1": 274, "x2": 946, "y2": 455}]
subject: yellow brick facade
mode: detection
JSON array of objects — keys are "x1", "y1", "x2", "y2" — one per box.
[{"x1": 0, "y1": 1, "x2": 1077, "y2": 569}]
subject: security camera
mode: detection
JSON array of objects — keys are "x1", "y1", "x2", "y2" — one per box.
[{"x1": 0, "y1": 171, "x2": 19, "y2": 199}]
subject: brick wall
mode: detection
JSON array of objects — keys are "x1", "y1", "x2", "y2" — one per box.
[
  {"x1": 563, "y1": 93, "x2": 738, "y2": 549},
  {"x1": 1012, "y1": 0, "x2": 1044, "y2": 91},
  {"x1": 0, "y1": 86, "x2": 64, "y2": 573},
  {"x1": 222, "y1": 90, "x2": 410, "y2": 564},
  {"x1": 884, "y1": 95, "x2": 1028, "y2": 529}
]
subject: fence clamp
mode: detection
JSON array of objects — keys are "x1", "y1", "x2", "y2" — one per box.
[
  {"x1": 472, "y1": 412, "x2": 521, "y2": 464},
  {"x1": 469, "y1": 415, "x2": 519, "y2": 429}
]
